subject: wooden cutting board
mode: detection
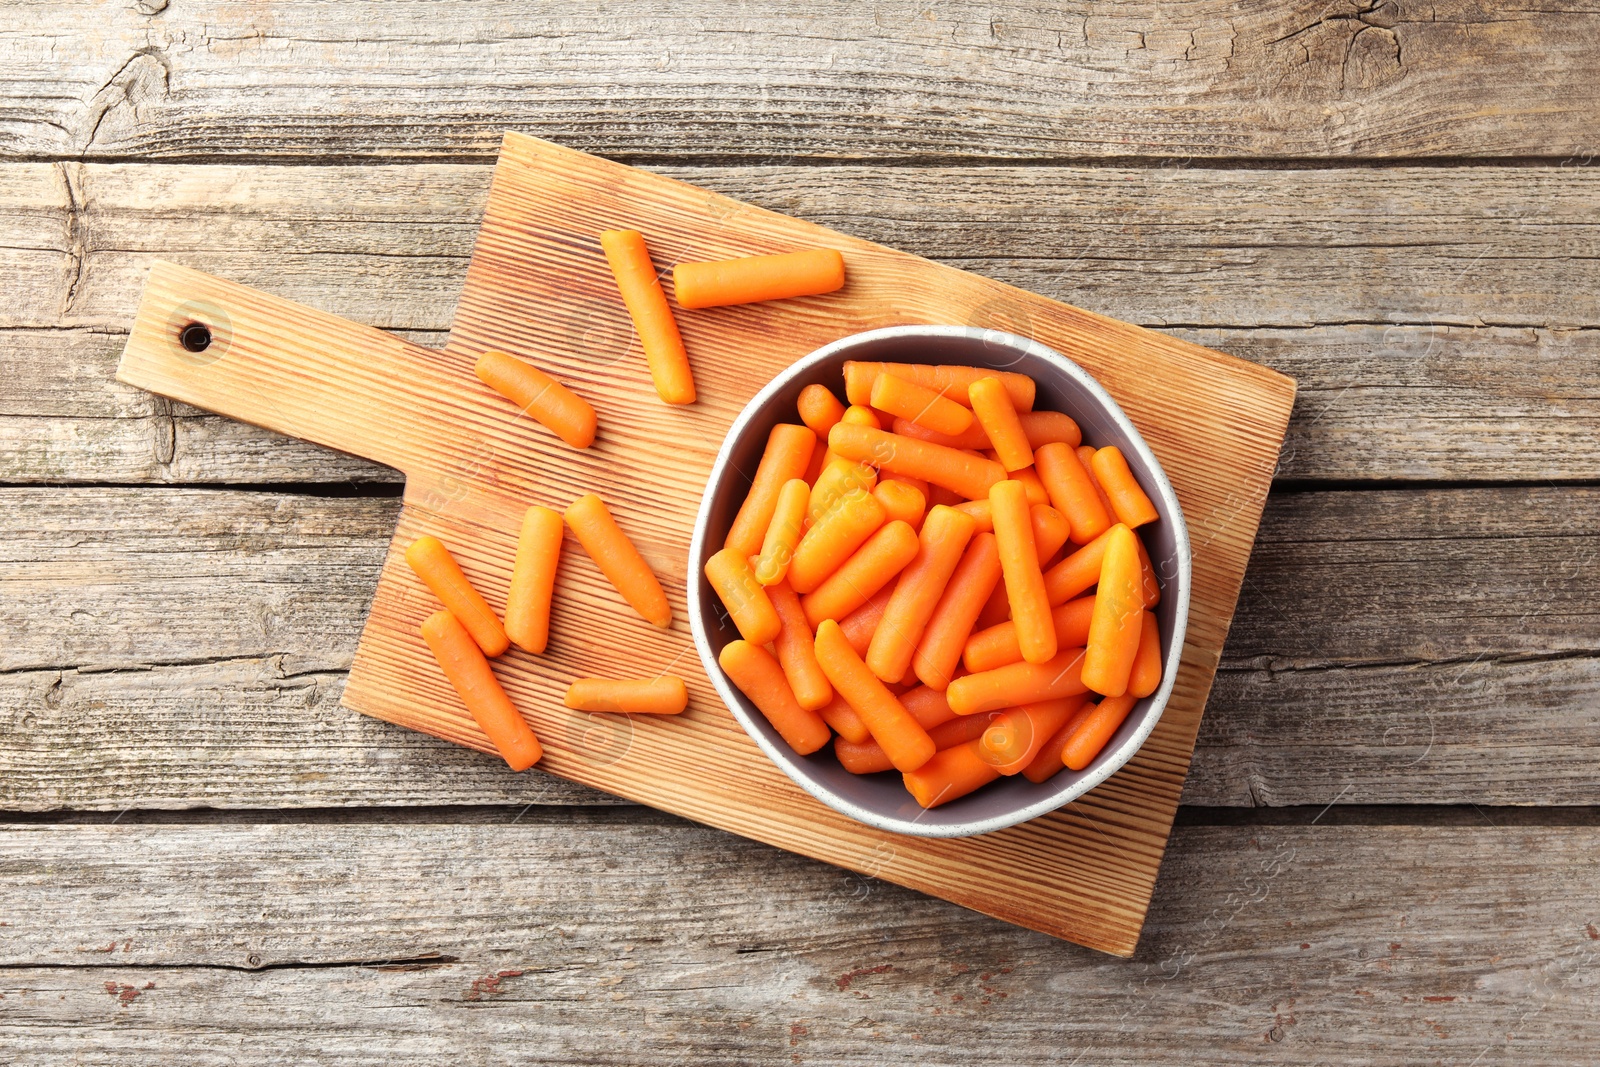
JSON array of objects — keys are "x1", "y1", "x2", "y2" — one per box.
[{"x1": 116, "y1": 132, "x2": 1294, "y2": 957}]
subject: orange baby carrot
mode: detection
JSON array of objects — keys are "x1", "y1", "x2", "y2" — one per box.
[
  {"x1": 866, "y1": 505, "x2": 978, "y2": 683},
  {"x1": 838, "y1": 585, "x2": 894, "y2": 656},
  {"x1": 599, "y1": 229, "x2": 695, "y2": 405},
  {"x1": 1035, "y1": 442, "x2": 1113, "y2": 545},
  {"x1": 835, "y1": 735, "x2": 896, "y2": 775},
  {"x1": 1090, "y1": 446, "x2": 1159, "y2": 529},
  {"x1": 901, "y1": 685, "x2": 960, "y2": 732},
  {"x1": 969, "y1": 377, "x2": 1033, "y2": 472},
  {"x1": 1081, "y1": 524, "x2": 1144, "y2": 697},
  {"x1": 672, "y1": 248, "x2": 845, "y2": 309},
  {"x1": 974, "y1": 574, "x2": 1012, "y2": 631},
  {"x1": 720, "y1": 640, "x2": 832, "y2": 755},
  {"x1": 503, "y1": 505, "x2": 564, "y2": 655},
  {"x1": 873, "y1": 479, "x2": 927, "y2": 531},
  {"x1": 817, "y1": 692, "x2": 871, "y2": 744},
  {"x1": 726, "y1": 423, "x2": 817, "y2": 556},
  {"x1": 834, "y1": 705, "x2": 982, "y2": 773},
  {"x1": 912, "y1": 531, "x2": 1002, "y2": 690},
  {"x1": 953, "y1": 499, "x2": 993, "y2": 531},
  {"x1": 420, "y1": 610, "x2": 540, "y2": 770},
  {"x1": 980, "y1": 696, "x2": 1084, "y2": 775},
  {"x1": 946, "y1": 646, "x2": 1089, "y2": 716},
  {"x1": 564, "y1": 676, "x2": 688, "y2": 715},
  {"x1": 1134, "y1": 533, "x2": 1161, "y2": 608},
  {"x1": 799, "y1": 519, "x2": 919, "y2": 629},
  {"x1": 962, "y1": 594, "x2": 1096, "y2": 675},
  {"x1": 1043, "y1": 527, "x2": 1113, "y2": 605},
  {"x1": 843, "y1": 362, "x2": 1036, "y2": 412},
  {"x1": 474, "y1": 350, "x2": 597, "y2": 449},
  {"x1": 405, "y1": 535, "x2": 510, "y2": 658},
  {"x1": 564, "y1": 493, "x2": 672, "y2": 628},
  {"x1": 753, "y1": 478, "x2": 810, "y2": 587},
  {"x1": 929, "y1": 710, "x2": 999, "y2": 749},
  {"x1": 890, "y1": 416, "x2": 990, "y2": 451},
  {"x1": 990, "y1": 480, "x2": 1056, "y2": 665},
  {"x1": 1031, "y1": 503, "x2": 1071, "y2": 564},
  {"x1": 705, "y1": 548, "x2": 782, "y2": 645},
  {"x1": 787, "y1": 488, "x2": 887, "y2": 594},
  {"x1": 827, "y1": 423, "x2": 1006, "y2": 501},
  {"x1": 869, "y1": 372, "x2": 976, "y2": 438},
  {"x1": 1127, "y1": 610, "x2": 1163, "y2": 699},
  {"x1": 808, "y1": 461, "x2": 877, "y2": 523},
  {"x1": 902, "y1": 739, "x2": 1001, "y2": 808},
  {"x1": 797, "y1": 383, "x2": 847, "y2": 440},
  {"x1": 1078, "y1": 444, "x2": 1120, "y2": 524},
  {"x1": 766, "y1": 581, "x2": 833, "y2": 712},
  {"x1": 1062, "y1": 694, "x2": 1138, "y2": 771},
  {"x1": 1021, "y1": 411, "x2": 1082, "y2": 450},
  {"x1": 803, "y1": 442, "x2": 828, "y2": 487},
  {"x1": 1021, "y1": 700, "x2": 1096, "y2": 783},
  {"x1": 814, "y1": 619, "x2": 936, "y2": 772},
  {"x1": 1011, "y1": 467, "x2": 1050, "y2": 508}
]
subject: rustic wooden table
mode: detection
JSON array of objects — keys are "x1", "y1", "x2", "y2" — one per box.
[{"x1": 4, "y1": 3, "x2": 1598, "y2": 1063}]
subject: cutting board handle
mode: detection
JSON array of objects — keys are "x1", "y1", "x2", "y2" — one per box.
[{"x1": 117, "y1": 261, "x2": 462, "y2": 481}]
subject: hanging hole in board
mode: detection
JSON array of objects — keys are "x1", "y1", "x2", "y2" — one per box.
[
  {"x1": 164, "y1": 300, "x2": 233, "y2": 367},
  {"x1": 179, "y1": 322, "x2": 212, "y2": 353}
]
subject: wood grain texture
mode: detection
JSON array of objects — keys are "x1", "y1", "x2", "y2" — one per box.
[
  {"x1": 113, "y1": 134, "x2": 1294, "y2": 954},
  {"x1": 6, "y1": 1, "x2": 1600, "y2": 162},
  {"x1": 8, "y1": 161, "x2": 1600, "y2": 483},
  {"x1": 1, "y1": 820, "x2": 1597, "y2": 1065}
]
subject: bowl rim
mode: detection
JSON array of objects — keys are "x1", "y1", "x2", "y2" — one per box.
[{"x1": 688, "y1": 324, "x2": 1192, "y2": 837}]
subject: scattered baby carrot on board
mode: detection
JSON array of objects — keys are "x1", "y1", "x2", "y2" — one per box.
[
  {"x1": 980, "y1": 696, "x2": 1085, "y2": 775},
  {"x1": 799, "y1": 520, "x2": 919, "y2": 629},
  {"x1": 962, "y1": 594, "x2": 1096, "y2": 675},
  {"x1": 726, "y1": 424, "x2": 817, "y2": 556},
  {"x1": 970, "y1": 377, "x2": 1034, "y2": 472},
  {"x1": 420, "y1": 610, "x2": 540, "y2": 771},
  {"x1": 787, "y1": 488, "x2": 887, "y2": 594},
  {"x1": 719, "y1": 640, "x2": 832, "y2": 755},
  {"x1": 564, "y1": 676, "x2": 689, "y2": 715},
  {"x1": 754, "y1": 478, "x2": 810, "y2": 586},
  {"x1": 672, "y1": 248, "x2": 845, "y2": 309},
  {"x1": 902, "y1": 739, "x2": 1001, "y2": 808},
  {"x1": 990, "y1": 480, "x2": 1057, "y2": 665},
  {"x1": 814, "y1": 619, "x2": 936, "y2": 772},
  {"x1": 768, "y1": 581, "x2": 834, "y2": 712},
  {"x1": 405, "y1": 535, "x2": 510, "y2": 658},
  {"x1": 1021, "y1": 700, "x2": 1097, "y2": 783},
  {"x1": 1081, "y1": 524, "x2": 1144, "y2": 697},
  {"x1": 1090, "y1": 446, "x2": 1160, "y2": 529},
  {"x1": 564, "y1": 493, "x2": 672, "y2": 628},
  {"x1": 946, "y1": 647, "x2": 1089, "y2": 716},
  {"x1": 797, "y1": 384, "x2": 847, "y2": 440},
  {"x1": 869, "y1": 371, "x2": 976, "y2": 437},
  {"x1": 704, "y1": 548, "x2": 782, "y2": 646},
  {"x1": 1062, "y1": 694, "x2": 1138, "y2": 771},
  {"x1": 503, "y1": 505, "x2": 564, "y2": 655},
  {"x1": 1127, "y1": 610, "x2": 1163, "y2": 699},
  {"x1": 827, "y1": 423, "x2": 1006, "y2": 501},
  {"x1": 1035, "y1": 441, "x2": 1113, "y2": 545},
  {"x1": 843, "y1": 362, "x2": 1036, "y2": 412},
  {"x1": 912, "y1": 531, "x2": 1003, "y2": 691},
  {"x1": 474, "y1": 349, "x2": 597, "y2": 449},
  {"x1": 866, "y1": 505, "x2": 978, "y2": 684},
  {"x1": 817, "y1": 692, "x2": 871, "y2": 744},
  {"x1": 599, "y1": 229, "x2": 695, "y2": 405}
]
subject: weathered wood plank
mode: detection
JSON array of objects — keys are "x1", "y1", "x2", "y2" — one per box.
[
  {"x1": 3, "y1": 486, "x2": 1597, "y2": 809},
  {"x1": 0, "y1": 821, "x2": 1595, "y2": 1064},
  {"x1": 6, "y1": 162, "x2": 1600, "y2": 483},
  {"x1": 6, "y1": 1, "x2": 1600, "y2": 162}
]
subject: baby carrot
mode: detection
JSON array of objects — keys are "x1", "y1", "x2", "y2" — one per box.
[
  {"x1": 474, "y1": 350, "x2": 597, "y2": 449},
  {"x1": 969, "y1": 377, "x2": 1033, "y2": 472},
  {"x1": 814, "y1": 619, "x2": 936, "y2": 772},
  {"x1": 834, "y1": 705, "x2": 983, "y2": 773},
  {"x1": 990, "y1": 480, "x2": 1057, "y2": 665},
  {"x1": 1031, "y1": 503, "x2": 1071, "y2": 563},
  {"x1": 889, "y1": 409, "x2": 1081, "y2": 453},
  {"x1": 405, "y1": 535, "x2": 510, "y2": 658},
  {"x1": 843, "y1": 362, "x2": 1036, "y2": 412},
  {"x1": 817, "y1": 692, "x2": 871, "y2": 744},
  {"x1": 1011, "y1": 466, "x2": 1050, "y2": 508},
  {"x1": 901, "y1": 685, "x2": 960, "y2": 732},
  {"x1": 867, "y1": 505, "x2": 978, "y2": 683},
  {"x1": 720, "y1": 640, "x2": 832, "y2": 755},
  {"x1": 808, "y1": 461, "x2": 877, "y2": 524},
  {"x1": 838, "y1": 585, "x2": 895, "y2": 656},
  {"x1": 672, "y1": 248, "x2": 845, "y2": 309},
  {"x1": 705, "y1": 547, "x2": 782, "y2": 645},
  {"x1": 797, "y1": 383, "x2": 847, "y2": 440},
  {"x1": 787, "y1": 489, "x2": 887, "y2": 594},
  {"x1": 1134, "y1": 533, "x2": 1162, "y2": 608},
  {"x1": 962, "y1": 594, "x2": 1096, "y2": 675},
  {"x1": 953, "y1": 499, "x2": 993, "y2": 532},
  {"x1": 912, "y1": 531, "x2": 1002, "y2": 690},
  {"x1": 1021, "y1": 700, "x2": 1096, "y2": 783},
  {"x1": 891, "y1": 416, "x2": 991, "y2": 452},
  {"x1": 1081, "y1": 524, "x2": 1143, "y2": 697},
  {"x1": 1062, "y1": 694, "x2": 1138, "y2": 771},
  {"x1": 564, "y1": 676, "x2": 688, "y2": 715},
  {"x1": 827, "y1": 423, "x2": 1006, "y2": 501},
  {"x1": 799, "y1": 520, "x2": 919, "y2": 629},
  {"x1": 599, "y1": 229, "x2": 694, "y2": 405},
  {"x1": 869, "y1": 372, "x2": 976, "y2": 438},
  {"x1": 974, "y1": 575, "x2": 1012, "y2": 631},
  {"x1": 765, "y1": 581, "x2": 833, "y2": 711},
  {"x1": 1090, "y1": 446, "x2": 1159, "y2": 529},
  {"x1": 872, "y1": 479, "x2": 927, "y2": 531},
  {"x1": 753, "y1": 478, "x2": 810, "y2": 586},
  {"x1": 835, "y1": 735, "x2": 895, "y2": 775},
  {"x1": 564, "y1": 493, "x2": 672, "y2": 628},
  {"x1": 902, "y1": 740, "x2": 1001, "y2": 808},
  {"x1": 930, "y1": 710, "x2": 1000, "y2": 749},
  {"x1": 1078, "y1": 444, "x2": 1120, "y2": 525},
  {"x1": 1127, "y1": 610, "x2": 1163, "y2": 699},
  {"x1": 726, "y1": 424, "x2": 817, "y2": 556},
  {"x1": 420, "y1": 610, "x2": 541, "y2": 770},
  {"x1": 980, "y1": 696, "x2": 1084, "y2": 775},
  {"x1": 503, "y1": 505, "x2": 564, "y2": 655},
  {"x1": 1043, "y1": 527, "x2": 1113, "y2": 605},
  {"x1": 1035, "y1": 442, "x2": 1112, "y2": 545},
  {"x1": 946, "y1": 647, "x2": 1089, "y2": 716}
]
